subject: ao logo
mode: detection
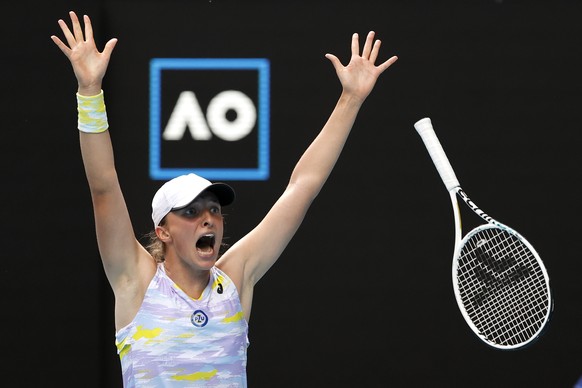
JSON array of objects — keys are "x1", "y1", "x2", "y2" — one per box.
[
  {"x1": 149, "y1": 58, "x2": 270, "y2": 181},
  {"x1": 163, "y1": 90, "x2": 256, "y2": 142}
]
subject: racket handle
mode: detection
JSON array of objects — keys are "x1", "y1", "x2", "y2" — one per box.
[{"x1": 414, "y1": 117, "x2": 460, "y2": 190}]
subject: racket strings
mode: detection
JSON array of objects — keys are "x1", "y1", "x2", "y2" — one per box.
[
  {"x1": 456, "y1": 227, "x2": 550, "y2": 347},
  {"x1": 474, "y1": 276, "x2": 546, "y2": 344}
]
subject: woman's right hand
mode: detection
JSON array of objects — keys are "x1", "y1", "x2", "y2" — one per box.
[{"x1": 51, "y1": 11, "x2": 117, "y2": 96}]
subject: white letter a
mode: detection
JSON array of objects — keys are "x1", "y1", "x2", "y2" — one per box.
[{"x1": 162, "y1": 91, "x2": 212, "y2": 140}]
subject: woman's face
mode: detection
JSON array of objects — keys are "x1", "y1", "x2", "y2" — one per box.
[{"x1": 161, "y1": 191, "x2": 224, "y2": 269}]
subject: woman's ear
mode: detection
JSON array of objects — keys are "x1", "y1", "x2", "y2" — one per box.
[{"x1": 155, "y1": 225, "x2": 171, "y2": 242}]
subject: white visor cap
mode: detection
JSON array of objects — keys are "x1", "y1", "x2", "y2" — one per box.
[{"x1": 151, "y1": 173, "x2": 235, "y2": 227}]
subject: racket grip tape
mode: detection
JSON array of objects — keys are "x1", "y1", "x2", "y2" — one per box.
[{"x1": 414, "y1": 117, "x2": 460, "y2": 190}]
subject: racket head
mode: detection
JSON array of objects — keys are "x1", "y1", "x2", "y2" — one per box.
[{"x1": 452, "y1": 223, "x2": 553, "y2": 350}]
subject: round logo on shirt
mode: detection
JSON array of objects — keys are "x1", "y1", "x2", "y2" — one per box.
[{"x1": 191, "y1": 310, "x2": 209, "y2": 327}]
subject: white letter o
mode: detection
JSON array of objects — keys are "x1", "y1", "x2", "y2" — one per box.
[{"x1": 206, "y1": 90, "x2": 257, "y2": 141}]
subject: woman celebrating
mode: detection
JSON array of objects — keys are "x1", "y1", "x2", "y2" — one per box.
[{"x1": 52, "y1": 11, "x2": 397, "y2": 387}]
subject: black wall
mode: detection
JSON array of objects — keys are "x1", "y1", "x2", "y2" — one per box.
[{"x1": 2, "y1": 1, "x2": 581, "y2": 386}]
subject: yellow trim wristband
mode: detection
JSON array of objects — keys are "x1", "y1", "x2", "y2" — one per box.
[{"x1": 77, "y1": 90, "x2": 109, "y2": 133}]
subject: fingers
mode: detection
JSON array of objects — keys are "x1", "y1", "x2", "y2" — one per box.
[
  {"x1": 376, "y1": 55, "x2": 399, "y2": 74},
  {"x1": 53, "y1": 11, "x2": 107, "y2": 57},
  {"x1": 324, "y1": 53, "x2": 342, "y2": 71},
  {"x1": 102, "y1": 38, "x2": 119, "y2": 59},
  {"x1": 53, "y1": 11, "x2": 85, "y2": 51},
  {"x1": 57, "y1": 18, "x2": 76, "y2": 48},
  {"x1": 329, "y1": 31, "x2": 396, "y2": 71},
  {"x1": 356, "y1": 31, "x2": 397, "y2": 70},
  {"x1": 350, "y1": 31, "x2": 385, "y2": 63},
  {"x1": 83, "y1": 14, "x2": 94, "y2": 42},
  {"x1": 361, "y1": 31, "x2": 375, "y2": 59},
  {"x1": 350, "y1": 33, "x2": 359, "y2": 58},
  {"x1": 70, "y1": 11, "x2": 85, "y2": 42},
  {"x1": 369, "y1": 40, "x2": 381, "y2": 63},
  {"x1": 50, "y1": 35, "x2": 70, "y2": 55}
]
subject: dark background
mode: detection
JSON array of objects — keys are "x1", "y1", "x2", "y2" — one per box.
[{"x1": 2, "y1": 0, "x2": 581, "y2": 387}]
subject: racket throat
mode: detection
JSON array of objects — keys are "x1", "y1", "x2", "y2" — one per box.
[{"x1": 457, "y1": 188, "x2": 494, "y2": 223}]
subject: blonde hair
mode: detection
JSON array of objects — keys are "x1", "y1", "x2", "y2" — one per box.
[{"x1": 145, "y1": 229, "x2": 166, "y2": 263}]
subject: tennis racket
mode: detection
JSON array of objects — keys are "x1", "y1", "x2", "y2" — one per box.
[{"x1": 414, "y1": 117, "x2": 552, "y2": 350}]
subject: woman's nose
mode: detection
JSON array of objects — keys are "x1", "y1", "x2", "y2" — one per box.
[{"x1": 202, "y1": 212, "x2": 214, "y2": 227}]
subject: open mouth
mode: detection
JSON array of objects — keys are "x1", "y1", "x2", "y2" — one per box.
[{"x1": 196, "y1": 233, "x2": 216, "y2": 254}]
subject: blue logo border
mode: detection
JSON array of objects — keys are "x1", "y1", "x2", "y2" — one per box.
[{"x1": 149, "y1": 58, "x2": 270, "y2": 181}]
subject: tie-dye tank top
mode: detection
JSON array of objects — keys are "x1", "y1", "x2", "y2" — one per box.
[{"x1": 115, "y1": 264, "x2": 249, "y2": 387}]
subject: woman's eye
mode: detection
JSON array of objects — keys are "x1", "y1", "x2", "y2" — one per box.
[{"x1": 184, "y1": 208, "x2": 197, "y2": 216}]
